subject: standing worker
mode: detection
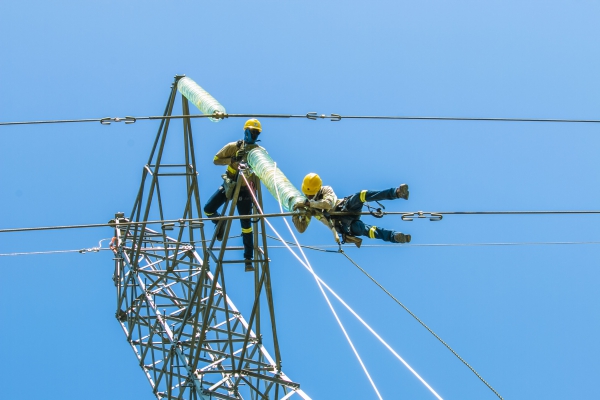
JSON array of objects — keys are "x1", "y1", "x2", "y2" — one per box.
[
  {"x1": 204, "y1": 119, "x2": 263, "y2": 272},
  {"x1": 292, "y1": 173, "x2": 412, "y2": 246}
]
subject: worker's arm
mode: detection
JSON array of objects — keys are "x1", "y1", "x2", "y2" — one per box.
[
  {"x1": 292, "y1": 213, "x2": 311, "y2": 233},
  {"x1": 308, "y1": 186, "x2": 337, "y2": 211},
  {"x1": 213, "y1": 142, "x2": 238, "y2": 166}
]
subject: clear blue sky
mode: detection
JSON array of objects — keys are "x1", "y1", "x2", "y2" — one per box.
[{"x1": 1, "y1": 1, "x2": 599, "y2": 399}]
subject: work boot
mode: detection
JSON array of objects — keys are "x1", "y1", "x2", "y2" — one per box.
[
  {"x1": 215, "y1": 222, "x2": 225, "y2": 241},
  {"x1": 245, "y1": 259, "x2": 255, "y2": 272},
  {"x1": 393, "y1": 232, "x2": 411, "y2": 243},
  {"x1": 396, "y1": 184, "x2": 409, "y2": 200}
]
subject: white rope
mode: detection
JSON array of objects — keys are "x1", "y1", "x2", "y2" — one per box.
[
  {"x1": 265, "y1": 166, "x2": 383, "y2": 399},
  {"x1": 243, "y1": 169, "x2": 444, "y2": 399}
]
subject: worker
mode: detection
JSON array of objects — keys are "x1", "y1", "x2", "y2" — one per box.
[
  {"x1": 292, "y1": 173, "x2": 411, "y2": 246},
  {"x1": 204, "y1": 119, "x2": 263, "y2": 272}
]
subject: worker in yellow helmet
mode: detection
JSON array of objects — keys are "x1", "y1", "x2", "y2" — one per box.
[
  {"x1": 204, "y1": 119, "x2": 263, "y2": 272},
  {"x1": 292, "y1": 173, "x2": 411, "y2": 246}
]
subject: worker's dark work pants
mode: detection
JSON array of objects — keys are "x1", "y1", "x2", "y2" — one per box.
[
  {"x1": 336, "y1": 188, "x2": 398, "y2": 243},
  {"x1": 204, "y1": 186, "x2": 254, "y2": 260}
]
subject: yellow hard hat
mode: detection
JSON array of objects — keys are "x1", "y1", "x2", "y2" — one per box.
[
  {"x1": 243, "y1": 118, "x2": 262, "y2": 132},
  {"x1": 301, "y1": 173, "x2": 322, "y2": 196}
]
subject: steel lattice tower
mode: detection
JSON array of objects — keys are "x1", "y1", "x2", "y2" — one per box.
[{"x1": 110, "y1": 76, "x2": 309, "y2": 399}]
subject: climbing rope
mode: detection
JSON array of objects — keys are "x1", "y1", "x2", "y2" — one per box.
[
  {"x1": 247, "y1": 168, "x2": 445, "y2": 399},
  {"x1": 244, "y1": 168, "x2": 384, "y2": 399}
]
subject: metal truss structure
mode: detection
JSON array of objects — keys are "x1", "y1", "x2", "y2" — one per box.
[{"x1": 110, "y1": 76, "x2": 309, "y2": 399}]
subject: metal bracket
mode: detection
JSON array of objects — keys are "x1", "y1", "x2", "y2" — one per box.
[
  {"x1": 162, "y1": 223, "x2": 175, "y2": 230},
  {"x1": 305, "y1": 112, "x2": 342, "y2": 121},
  {"x1": 100, "y1": 116, "x2": 136, "y2": 125},
  {"x1": 401, "y1": 211, "x2": 443, "y2": 221}
]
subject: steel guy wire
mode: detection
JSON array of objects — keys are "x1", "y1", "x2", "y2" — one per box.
[
  {"x1": 340, "y1": 250, "x2": 503, "y2": 399},
  {"x1": 3, "y1": 112, "x2": 600, "y2": 126},
  {"x1": 265, "y1": 162, "x2": 492, "y2": 398},
  {"x1": 1, "y1": 209, "x2": 599, "y2": 234}
]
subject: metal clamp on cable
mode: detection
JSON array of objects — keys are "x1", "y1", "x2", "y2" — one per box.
[
  {"x1": 211, "y1": 111, "x2": 227, "y2": 120},
  {"x1": 401, "y1": 211, "x2": 443, "y2": 221},
  {"x1": 162, "y1": 223, "x2": 175, "y2": 231},
  {"x1": 100, "y1": 116, "x2": 136, "y2": 125},
  {"x1": 366, "y1": 200, "x2": 385, "y2": 218},
  {"x1": 305, "y1": 112, "x2": 342, "y2": 121}
]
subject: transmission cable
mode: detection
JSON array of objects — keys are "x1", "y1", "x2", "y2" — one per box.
[
  {"x1": 265, "y1": 236, "x2": 600, "y2": 250},
  {"x1": 1, "y1": 209, "x2": 598, "y2": 234},
  {"x1": 3, "y1": 112, "x2": 600, "y2": 126}
]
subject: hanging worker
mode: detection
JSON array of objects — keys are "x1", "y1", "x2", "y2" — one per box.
[
  {"x1": 292, "y1": 173, "x2": 411, "y2": 247},
  {"x1": 204, "y1": 119, "x2": 263, "y2": 272}
]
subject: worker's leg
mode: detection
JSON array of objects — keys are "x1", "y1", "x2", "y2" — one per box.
[
  {"x1": 349, "y1": 219, "x2": 410, "y2": 243},
  {"x1": 344, "y1": 186, "x2": 406, "y2": 212},
  {"x1": 236, "y1": 189, "x2": 254, "y2": 261},
  {"x1": 204, "y1": 186, "x2": 228, "y2": 240},
  {"x1": 204, "y1": 186, "x2": 227, "y2": 219}
]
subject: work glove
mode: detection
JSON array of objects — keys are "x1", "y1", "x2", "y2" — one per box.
[
  {"x1": 292, "y1": 201, "x2": 306, "y2": 211},
  {"x1": 231, "y1": 150, "x2": 244, "y2": 163},
  {"x1": 293, "y1": 199, "x2": 311, "y2": 210}
]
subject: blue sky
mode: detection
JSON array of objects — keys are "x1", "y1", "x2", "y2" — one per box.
[{"x1": 1, "y1": 1, "x2": 599, "y2": 399}]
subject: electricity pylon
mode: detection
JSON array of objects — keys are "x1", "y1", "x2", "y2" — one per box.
[{"x1": 110, "y1": 76, "x2": 309, "y2": 399}]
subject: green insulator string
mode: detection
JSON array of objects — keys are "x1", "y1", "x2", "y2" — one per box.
[
  {"x1": 176, "y1": 77, "x2": 226, "y2": 122},
  {"x1": 246, "y1": 147, "x2": 306, "y2": 212}
]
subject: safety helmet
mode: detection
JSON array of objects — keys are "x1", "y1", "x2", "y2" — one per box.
[
  {"x1": 243, "y1": 119, "x2": 262, "y2": 133},
  {"x1": 301, "y1": 173, "x2": 322, "y2": 196}
]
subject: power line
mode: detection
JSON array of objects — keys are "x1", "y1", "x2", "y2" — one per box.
[
  {"x1": 1, "y1": 209, "x2": 599, "y2": 234},
  {"x1": 3, "y1": 112, "x2": 600, "y2": 126},
  {"x1": 265, "y1": 237, "x2": 600, "y2": 251}
]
